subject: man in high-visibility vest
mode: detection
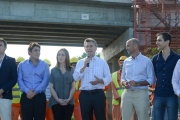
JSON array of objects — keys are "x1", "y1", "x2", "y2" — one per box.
[
  {"x1": 70, "y1": 57, "x2": 82, "y2": 120},
  {"x1": 11, "y1": 57, "x2": 24, "y2": 120},
  {"x1": 111, "y1": 56, "x2": 127, "y2": 120},
  {"x1": 12, "y1": 84, "x2": 21, "y2": 120}
]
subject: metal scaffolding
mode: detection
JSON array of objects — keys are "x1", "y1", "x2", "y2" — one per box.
[{"x1": 133, "y1": 0, "x2": 180, "y2": 49}]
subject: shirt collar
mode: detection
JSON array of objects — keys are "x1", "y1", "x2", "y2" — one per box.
[
  {"x1": 0, "y1": 54, "x2": 5, "y2": 62},
  {"x1": 91, "y1": 55, "x2": 98, "y2": 60},
  {"x1": 159, "y1": 49, "x2": 176, "y2": 58},
  {"x1": 28, "y1": 58, "x2": 40, "y2": 66},
  {"x1": 129, "y1": 52, "x2": 142, "y2": 60}
]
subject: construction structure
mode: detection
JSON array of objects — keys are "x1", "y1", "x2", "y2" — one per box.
[{"x1": 133, "y1": 0, "x2": 180, "y2": 49}]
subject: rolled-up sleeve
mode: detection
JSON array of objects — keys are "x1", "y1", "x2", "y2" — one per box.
[
  {"x1": 73, "y1": 60, "x2": 84, "y2": 81},
  {"x1": 121, "y1": 60, "x2": 126, "y2": 84},
  {"x1": 18, "y1": 63, "x2": 29, "y2": 93},
  {"x1": 172, "y1": 60, "x2": 180, "y2": 96},
  {"x1": 102, "y1": 61, "x2": 111, "y2": 86}
]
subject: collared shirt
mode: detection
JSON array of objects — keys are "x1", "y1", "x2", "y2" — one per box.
[
  {"x1": 73, "y1": 56, "x2": 111, "y2": 90},
  {"x1": 18, "y1": 59, "x2": 50, "y2": 94},
  {"x1": 172, "y1": 60, "x2": 180, "y2": 96},
  {"x1": 121, "y1": 53, "x2": 155, "y2": 90},
  {"x1": 152, "y1": 50, "x2": 180, "y2": 97},
  {"x1": 0, "y1": 54, "x2": 5, "y2": 68}
]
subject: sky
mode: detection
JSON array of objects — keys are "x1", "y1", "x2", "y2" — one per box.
[{"x1": 6, "y1": 44, "x2": 102, "y2": 68}]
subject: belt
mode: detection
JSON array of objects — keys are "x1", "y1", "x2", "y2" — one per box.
[
  {"x1": 126, "y1": 89, "x2": 147, "y2": 92},
  {"x1": 81, "y1": 89, "x2": 103, "y2": 95}
]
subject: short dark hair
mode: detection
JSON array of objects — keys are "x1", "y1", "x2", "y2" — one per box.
[
  {"x1": 156, "y1": 32, "x2": 171, "y2": 46},
  {"x1": 0, "y1": 37, "x2": 7, "y2": 47},
  {"x1": 84, "y1": 38, "x2": 98, "y2": 47},
  {"x1": 28, "y1": 42, "x2": 40, "y2": 52}
]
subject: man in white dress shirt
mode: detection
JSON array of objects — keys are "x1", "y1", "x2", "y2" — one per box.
[
  {"x1": 73, "y1": 38, "x2": 111, "y2": 120},
  {"x1": 121, "y1": 38, "x2": 155, "y2": 120},
  {"x1": 172, "y1": 59, "x2": 180, "y2": 113}
]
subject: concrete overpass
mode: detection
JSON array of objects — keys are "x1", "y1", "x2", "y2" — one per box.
[
  {"x1": 0, "y1": 0, "x2": 133, "y2": 119},
  {"x1": 0, "y1": 0, "x2": 133, "y2": 60}
]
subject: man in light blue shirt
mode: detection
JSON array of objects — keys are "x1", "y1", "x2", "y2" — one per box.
[
  {"x1": 18, "y1": 42, "x2": 49, "y2": 120},
  {"x1": 121, "y1": 38, "x2": 155, "y2": 120}
]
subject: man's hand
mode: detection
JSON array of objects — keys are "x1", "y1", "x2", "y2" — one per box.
[
  {"x1": 84, "y1": 57, "x2": 91, "y2": 67},
  {"x1": 116, "y1": 97, "x2": 121, "y2": 102},
  {"x1": 123, "y1": 81, "x2": 130, "y2": 89},
  {"x1": 26, "y1": 90, "x2": 36, "y2": 99},
  {"x1": 89, "y1": 76, "x2": 104, "y2": 85}
]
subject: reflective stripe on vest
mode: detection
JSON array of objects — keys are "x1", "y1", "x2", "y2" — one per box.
[
  {"x1": 75, "y1": 81, "x2": 80, "y2": 103},
  {"x1": 12, "y1": 84, "x2": 21, "y2": 103},
  {"x1": 112, "y1": 71, "x2": 124, "y2": 105},
  {"x1": 75, "y1": 81, "x2": 80, "y2": 92}
]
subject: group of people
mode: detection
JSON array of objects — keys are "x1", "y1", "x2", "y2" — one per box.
[
  {"x1": 0, "y1": 32, "x2": 180, "y2": 120},
  {"x1": 111, "y1": 32, "x2": 180, "y2": 120}
]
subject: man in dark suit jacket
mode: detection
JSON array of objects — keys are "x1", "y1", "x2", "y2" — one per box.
[{"x1": 0, "y1": 38, "x2": 17, "y2": 120}]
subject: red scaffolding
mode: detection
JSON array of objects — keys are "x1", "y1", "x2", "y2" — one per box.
[{"x1": 134, "y1": 0, "x2": 180, "y2": 49}]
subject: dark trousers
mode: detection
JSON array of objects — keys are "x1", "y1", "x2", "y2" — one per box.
[
  {"x1": 20, "y1": 92, "x2": 46, "y2": 120},
  {"x1": 79, "y1": 89, "x2": 106, "y2": 120},
  {"x1": 153, "y1": 95, "x2": 178, "y2": 120},
  {"x1": 51, "y1": 104, "x2": 74, "y2": 120}
]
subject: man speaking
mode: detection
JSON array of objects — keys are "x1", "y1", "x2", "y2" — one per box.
[{"x1": 73, "y1": 38, "x2": 111, "y2": 120}]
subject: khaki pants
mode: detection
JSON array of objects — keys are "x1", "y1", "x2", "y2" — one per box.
[
  {"x1": 0, "y1": 99, "x2": 12, "y2": 120},
  {"x1": 121, "y1": 89, "x2": 149, "y2": 120}
]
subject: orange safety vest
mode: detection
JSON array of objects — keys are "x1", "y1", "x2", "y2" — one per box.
[{"x1": 74, "y1": 81, "x2": 81, "y2": 106}]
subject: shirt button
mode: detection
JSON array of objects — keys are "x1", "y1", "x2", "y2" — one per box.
[
  {"x1": 162, "y1": 86, "x2": 164, "y2": 87},
  {"x1": 163, "y1": 80, "x2": 164, "y2": 81}
]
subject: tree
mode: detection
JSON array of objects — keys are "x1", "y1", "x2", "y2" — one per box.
[
  {"x1": 143, "y1": 47, "x2": 180, "y2": 59},
  {"x1": 143, "y1": 47, "x2": 159, "y2": 59}
]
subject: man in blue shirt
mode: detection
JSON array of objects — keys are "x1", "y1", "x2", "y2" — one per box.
[
  {"x1": 18, "y1": 42, "x2": 50, "y2": 120},
  {"x1": 121, "y1": 38, "x2": 155, "y2": 120},
  {"x1": 152, "y1": 32, "x2": 180, "y2": 120}
]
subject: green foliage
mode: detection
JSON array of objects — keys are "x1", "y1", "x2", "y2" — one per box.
[
  {"x1": 172, "y1": 48, "x2": 180, "y2": 54},
  {"x1": 144, "y1": 48, "x2": 180, "y2": 59},
  {"x1": 143, "y1": 47, "x2": 159, "y2": 59}
]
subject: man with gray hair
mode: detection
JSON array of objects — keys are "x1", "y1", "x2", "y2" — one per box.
[{"x1": 121, "y1": 38, "x2": 155, "y2": 120}]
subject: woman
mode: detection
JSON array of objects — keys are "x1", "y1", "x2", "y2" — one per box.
[{"x1": 49, "y1": 48, "x2": 75, "y2": 120}]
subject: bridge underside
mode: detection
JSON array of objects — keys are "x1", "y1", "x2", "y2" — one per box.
[{"x1": 0, "y1": 20, "x2": 128, "y2": 48}]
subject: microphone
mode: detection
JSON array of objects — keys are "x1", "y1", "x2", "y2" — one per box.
[{"x1": 87, "y1": 52, "x2": 90, "y2": 67}]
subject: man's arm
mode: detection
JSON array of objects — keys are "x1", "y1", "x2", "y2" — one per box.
[
  {"x1": 34, "y1": 63, "x2": 50, "y2": 94},
  {"x1": 89, "y1": 60, "x2": 111, "y2": 86},
  {"x1": 1, "y1": 58, "x2": 17, "y2": 93},
  {"x1": 172, "y1": 60, "x2": 180, "y2": 96},
  {"x1": 18, "y1": 62, "x2": 30, "y2": 94},
  {"x1": 73, "y1": 60, "x2": 84, "y2": 81}
]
